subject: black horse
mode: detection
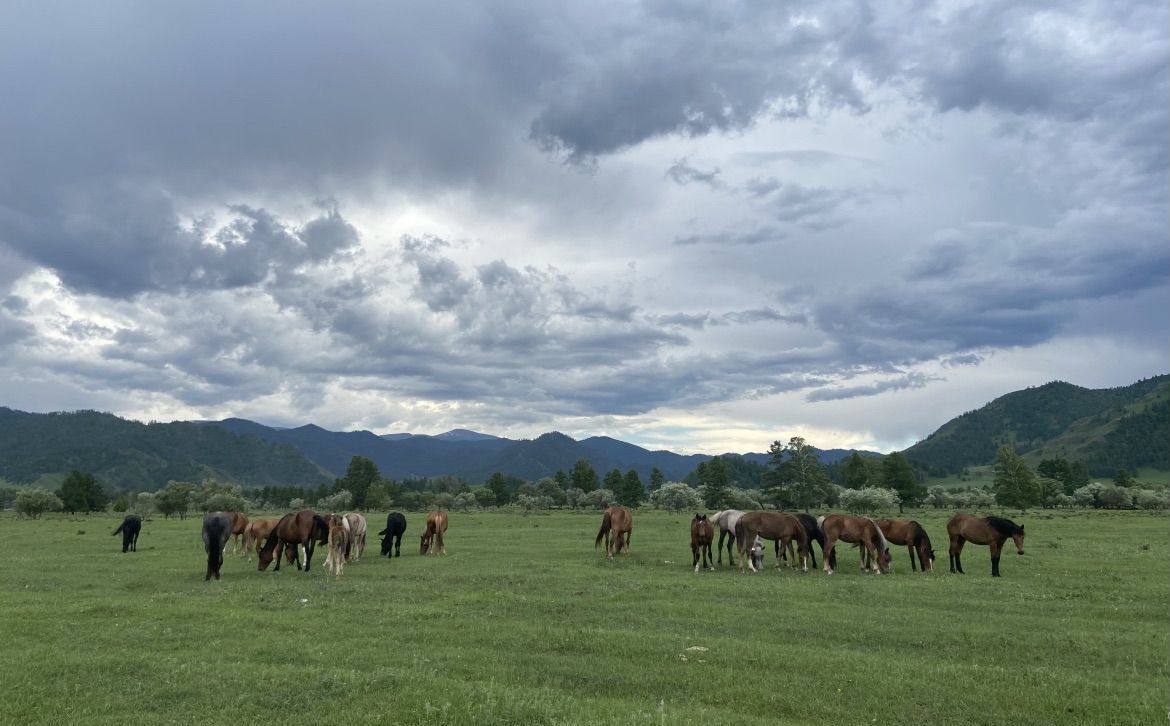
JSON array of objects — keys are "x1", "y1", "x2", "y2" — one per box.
[
  {"x1": 378, "y1": 512, "x2": 407, "y2": 557},
  {"x1": 202, "y1": 512, "x2": 232, "y2": 581},
  {"x1": 112, "y1": 515, "x2": 142, "y2": 553},
  {"x1": 779, "y1": 513, "x2": 827, "y2": 570}
]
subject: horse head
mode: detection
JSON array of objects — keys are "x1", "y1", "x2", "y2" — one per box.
[
  {"x1": 420, "y1": 533, "x2": 431, "y2": 555},
  {"x1": 1012, "y1": 524, "x2": 1026, "y2": 555}
]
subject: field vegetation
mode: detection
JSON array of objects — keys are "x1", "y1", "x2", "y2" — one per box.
[{"x1": 1, "y1": 508, "x2": 1166, "y2": 725}]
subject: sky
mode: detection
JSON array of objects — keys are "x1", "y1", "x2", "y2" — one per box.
[{"x1": 0, "y1": 1, "x2": 1166, "y2": 455}]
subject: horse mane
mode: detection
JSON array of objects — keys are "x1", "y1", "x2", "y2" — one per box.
[
  {"x1": 912, "y1": 521, "x2": 934, "y2": 559},
  {"x1": 816, "y1": 515, "x2": 825, "y2": 528},
  {"x1": 985, "y1": 516, "x2": 1022, "y2": 535},
  {"x1": 863, "y1": 516, "x2": 889, "y2": 552}
]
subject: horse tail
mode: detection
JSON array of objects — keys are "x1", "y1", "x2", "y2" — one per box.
[
  {"x1": 595, "y1": 510, "x2": 612, "y2": 548},
  {"x1": 913, "y1": 522, "x2": 934, "y2": 561},
  {"x1": 816, "y1": 515, "x2": 826, "y2": 528},
  {"x1": 112, "y1": 522, "x2": 124, "y2": 536},
  {"x1": 314, "y1": 514, "x2": 330, "y2": 544},
  {"x1": 864, "y1": 516, "x2": 889, "y2": 552}
]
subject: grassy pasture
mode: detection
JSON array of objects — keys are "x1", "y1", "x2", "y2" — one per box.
[{"x1": 1, "y1": 509, "x2": 1166, "y2": 725}]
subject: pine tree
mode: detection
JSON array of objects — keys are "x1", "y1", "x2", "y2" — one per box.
[
  {"x1": 881, "y1": 452, "x2": 924, "y2": 510},
  {"x1": 616, "y1": 469, "x2": 645, "y2": 508},
  {"x1": 993, "y1": 444, "x2": 1041, "y2": 509},
  {"x1": 649, "y1": 467, "x2": 665, "y2": 491},
  {"x1": 699, "y1": 456, "x2": 730, "y2": 508},
  {"x1": 570, "y1": 459, "x2": 599, "y2": 493}
]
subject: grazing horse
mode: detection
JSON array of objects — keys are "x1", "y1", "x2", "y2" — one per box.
[
  {"x1": 779, "y1": 513, "x2": 827, "y2": 570},
  {"x1": 324, "y1": 524, "x2": 349, "y2": 577},
  {"x1": 948, "y1": 514, "x2": 1026, "y2": 577},
  {"x1": 202, "y1": 512, "x2": 232, "y2": 581},
  {"x1": 112, "y1": 515, "x2": 141, "y2": 553},
  {"x1": 595, "y1": 505, "x2": 633, "y2": 560},
  {"x1": 734, "y1": 511, "x2": 809, "y2": 574},
  {"x1": 420, "y1": 510, "x2": 449, "y2": 555},
  {"x1": 820, "y1": 514, "x2": 890, "y2": 575},
  {"x1": 875, "y1": 518, "x2": 935, "y2": 573},
  {"x1": 225, "y1": 511, "x2": 249, "y2": 554},
  {"x1": 378, "y1": 512, "x2": 407, "y2": 557},
  {"x1": 241, "y1": 518, "x2": 279, "y2": 561},
  {"x1": 690, "y1": 514, "x2": 714, "y2": 572},
  {"x1": 344, "y1": 512, "x2": 367, "y2": 561},
  {"x1": 709, "y1": 509, "x2": 746, "y2": 566},
  {"x1": 258, "y1": 510, "x2": 329, "y2": 572}
]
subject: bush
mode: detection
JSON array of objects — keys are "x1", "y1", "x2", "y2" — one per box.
[
  {"x1": 1134, "y1": 489, "x2": 1169, "y2": 510},
  {"x1": 289, "y1": 497, "x2": 306, "y2": 510},
  {"x1": 838, "y1": 487, "x2": 900, "y2": 515},
  {"x1": 453, "y1": 492, "x2": 477, "y2": 511},
  {"x1": 317, "y1": 490, "x2": 353, "y2": 513},
  {"x1": 563, "y1": 487, "x2": 585, "y2": 509},
  {"x1": 722, "y1": 486, "x2": 761, "y2": 510},
  {"x1": 516, "y1": 494, "x2": 554, "y2": 512},
  {"x1": 648, "y1": 483, "x2": 704, "y2": 512},
  {"x1": 15, "y1": 488, "x2": 63, "y2": 519},
  {"x1": 580, "y1": 488, "x2": 615, "y2": 510}
]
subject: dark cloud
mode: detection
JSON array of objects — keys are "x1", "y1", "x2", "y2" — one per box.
[
  {"x1": 673, "y1": 227, "x2": 786, "y2": 247},
  {"x1": 665, "y1": 159, "x2": 722, "y2": 188},
  {"x1": 806, "y1": 372, "x2": 937, "y2": 402}
]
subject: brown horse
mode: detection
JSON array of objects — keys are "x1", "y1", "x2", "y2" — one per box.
[
  {"x1": 948, "y1": 514, "x2": 1025, "y2": 577},
  {"x1": 820, "y1": 514, "x2": 890, "y2": 574},
  {"x1": 690, "y1": 514, "x2": 714, "y2": 572},
  {"x1": 875, "y1": 518, "x2": 935, "y2": 573},
  {"x1": 595, "y1": 505, "x2": 632, "y2": 560},
  {"x1": 226, "y1": 511, "x2": 249, "y2": 554},
  {"x1": 258, "y1": 510, "x2": 329, "y2": 572},
  {"x1": 241, "y1": 518, "x2": 279, "y2": 561},
  {"x1": 324, "y1": 524, "x2": 349, "y2": 577},
  {"x1": 735, "y1": 511, "x2": 809, "y2": 573},
  {"x1": 420, "y1": 510, "x2": 448, "y2": 555}
]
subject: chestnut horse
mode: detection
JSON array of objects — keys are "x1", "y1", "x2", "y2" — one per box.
[
  {"x1": 734, "y1": 511, "x2": 809, "y2": 574},
  {"x1": 420, "y1": 510, "x2": 448, "y2": 555},
  {"x1": 595, "y1": 505, "x2": 632, "y2": 560},
  {"x1": 258, "y1": 510, "x2": 329, "y2": 572},
  {"x1": 779, "y1": 513, "x2": 826, "y2": 570},
  {"x1": 948, "y1": 514, "x2": 1025, "y2": 577},
  {"x1": 241, "y1": 518, "x2": 279, "y2": 561},
  {"x1": 226, "y1": 511, "x2": 249, "y2": 554},
  {"x1": 324, "y1": 523, "x2": 349, "y2": 577},
  {"x1": 819, "y1": 514, "x2": 890, "y2": 574},
  {"x1": 875, "y1": 518, "x2": 935, "y2": 572},
  {"x1": 690, "y1": 514, "x2": 714, "y2": 572},
  {"x1": 202, "y1": 511, "x2": 232, "y2": 581}
]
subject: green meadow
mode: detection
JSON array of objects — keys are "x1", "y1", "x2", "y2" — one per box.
[{"x1": 1, "y1": 509, "x2": 1166, "y2": 725}]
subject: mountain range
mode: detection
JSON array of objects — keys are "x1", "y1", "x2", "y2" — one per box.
[{"x1": 1, "y1": 374, "x2": 1165, "y2": 490}]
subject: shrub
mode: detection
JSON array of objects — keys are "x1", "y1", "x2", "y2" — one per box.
[
  {"x1": 317, "y1": 490, "x2": 353, "y2": 513},
  {"x1": 838, "y1": 487, "x2": 900, "y2": 515},
  {"x1": 648, "y1": 483, "x2": 704, "y2": 512},
  {"x1": 15, "y1": 488, "x2": 63, "y2": 519}
]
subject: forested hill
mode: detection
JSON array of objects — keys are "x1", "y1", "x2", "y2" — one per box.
[
  {"x1": 902, "y1": 375, "x2": 1170, "y2": 476},
  {"x1": 0, "y1": 408, "x2": 333, "y2": 490}
]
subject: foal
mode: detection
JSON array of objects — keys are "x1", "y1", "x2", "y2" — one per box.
[
  {"x1": 690, "y1": 514, "x2": 714, "y2": 572},
  {"x1": 324, "y1": 523, "x2": 350, "y2": 577},
  {"x1": 420, "y1": 510, "x2": 449, "y2": 555}
]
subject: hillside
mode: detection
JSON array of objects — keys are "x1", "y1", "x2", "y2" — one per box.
[
  {"x1": 903, "y1": 375, "x2": 1170, "y2": 476},
  {"x1": 0, "y1": 408, "x2": 333, "y2": 490}
]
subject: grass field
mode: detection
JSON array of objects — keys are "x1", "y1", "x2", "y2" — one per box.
[{"x1": 1, "y1": 509, "x2": 1166, "y2": 725}]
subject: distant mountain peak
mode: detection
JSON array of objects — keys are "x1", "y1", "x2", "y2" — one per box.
[{"x1": 434, "y1": 428, "x2": 500, "y2": 442}]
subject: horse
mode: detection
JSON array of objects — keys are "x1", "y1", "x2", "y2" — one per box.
[
  {"x1": 420, "y1": 510, "x2": 448, "y2": 555},
  {"x1": 225, "y1": 511, "x2": 249, "y2": 554},
  {"x1": 709, "y1": 509, "x2": 746, "y2": 566},
  {"x1": 258, "y1": 510, "x2": 329, "y2": 572},
  {"x1": 378, "y1": 512, "x2": 407, "y2": 557},
  {"x1": 947, "y1": 514, "x2": 1026, "y2": 577},
  {"x1": 734, "y1": 511, "x2": 809, "y2": 574},
  {"x1": 875, "y1": 518, "x2": 935, "y2": 572},
  {"x1": 819, "y1": 514, "x2": 891, "y2": 575},
  {"x1": 594, "y1": 505, "x2": 632, "y2": 560},
  {"x1": 112, "y1": 515, "x2": 141, "y2": 553},
  {"x1": 202, "y1": 512, "x2": 233, "y2": 581},
  {"x1": 324, "y1": 523, "x2": 349, "y2": 577},
  {"x1": 690, "y1": 514, "x2": 714, "y2": 572},
  {"x1": 241, "y1": 518, "x2": 279, "y2": 561},
  {"x1": 778, "y1": 513, "x2": 826, "y2": 570},
  {"x1": 344, "y1": 512, "x2": 367, "y2": 561}
]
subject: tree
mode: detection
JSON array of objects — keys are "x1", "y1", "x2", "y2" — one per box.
[
  {"x1": 471, "y1": 486, "x2": 496, "y2": 507},
  {"x1": 881, "y1": 452, "x2": 924, "y2": 511},
  {"x1": 993, "y1": 444, "x2": 1041, "y2": 510},
  {"x1": 648, "y1": 482, "x2": 704, "y2": 512},
  {"x1": 841, "y1": 453, "x2": 872, "y2": 489},
  {"x1": 317, "y1": 489, "x2": 353, "y2": 512},
  {"x1": 155, "y1": 481, "x2": 196, "y2": 519},
  {"x1": 59, "y1": 470, "x2": 107, "y2": 513},
  {"x1": 763, "y1": 437, "x2": 833, "y2": 511},
  {"x1": 649, "y1": 467, "x2": 665, "y2": 492},
  {"x1": 112, "y1": 495, "x2": 129, "y2": 513},
  {"x1": 581, "y1": 488, "x2": 614, "y2": 509},
  {"x1": 616, "y1": 469, "x2": 645, "y2": 508},
  {"x1": 697, "y1": 456, "x2": 730, "y2": 508},
  {"x1": 1038, "y1": 458, "x2": 1072, "y2": 491},
  {"x1": 553, "y1": 470, "x2": 569, "y2": 490},
  {"x1": 1066, "y1": 461, "x2": 1091, "y2": 494},
  {"x1": 1036, "y1": 477, "x2": 1063, "y2": 508},
  {"x1": 486, "y1": 472, "x2": 512, "y2": 505},
  {"x1": 335, "y1": 456, "x2": 381, "y2": 509},
  {"x1": 570, "y1": 459, "x2": 599, "y2": 493},
  {"x1": 15, "y1": 488, "x2": 63, "y2": 519},
  {"x1": 603, "y1": 468, "x2": 624, "y2": 493},
  {"x1": 535, "y1": 477, "x2": 567, "y2": 506},
  {"x1": 1113, "y1": 469, "x2": 1135, "y2": 488}
]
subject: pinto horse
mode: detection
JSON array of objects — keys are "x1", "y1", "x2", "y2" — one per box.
[
  {"x1": 734, "y1": 511, "x2": 809, "y2": 574},
  {"x1": 820, "y1": 514, "x2": 890, "y2": 574},
  {"x1": 112, "y1": 515, "x2": 141, "y2": 553},
  {"x1": 875, "y1": 518, "x2": 935, "y2": 572},
  {"x1": 420, "y1": 510, "x2": 448, "y2": 555},
  {"x1": 225, "y1": 511, "x2": 249, "y2": 554},
  {"x1": 202, "y1": 512, "x2": 232, "y2": 581},
  {"x1": 258, "y1": 510, "x2": 329, "y2": 572},
  {"x1": 595, "y1": 505, "x2": 632, "y2": 560},
  {"x1": 378, "y1": 512, "x2": 407, "y2": 557},
  {"x1": 948, "y1": 514, "x2": 1025, "y2": 577},
  {"x1": 690, "y1": 514, "x2": 714, "y2": 572}
]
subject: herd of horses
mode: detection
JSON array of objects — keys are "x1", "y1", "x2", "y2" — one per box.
[
  {"x1": 111, "y1": 505, "x2": 1025, "y2": 580},
  {"x1": 594, "y1": 505, "x2": 1026, "y2": 577}
]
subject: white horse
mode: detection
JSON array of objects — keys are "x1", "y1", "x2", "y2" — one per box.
[
  {"x1": 709, "y1": 510, "x2": 765, "y2": 567},
  {"x1": 343, "y1": 512, "x2": 367, "y2": 561}
]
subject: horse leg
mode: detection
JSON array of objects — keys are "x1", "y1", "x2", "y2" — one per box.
[
  {"x1": 948, "y1": 536, "x2": 962, "y2": 574},
  {"x1": 726, "y1": 533, "x2": 736, "y2": 567},
  {"x1": 990, "y1": 540, "x2": 1001, "y2": 577},
  {"x1": 693, "y1": 542, "x2": 700, "y2": 572},
  {"x1": 305, "y1": 540, "x2": 314, "y2": 571},
  {"x1": 823, "y1": 535, "x2": 836, "y2": 574},
  {"x1": 716, "y1": 529, "x2": 726, "y2": 565},
  {"x1": 908, "y1": 544, "x2": 917, "y2": 572}
]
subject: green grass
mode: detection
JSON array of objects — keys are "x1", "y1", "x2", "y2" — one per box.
[{"x1": 1, "y1": 509, "x2": 1166, "y2": 725}]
